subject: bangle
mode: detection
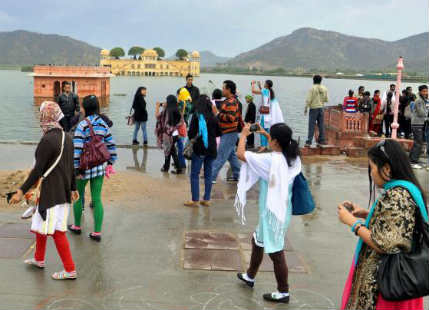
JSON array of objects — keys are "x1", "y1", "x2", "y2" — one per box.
[
  {"x1": 351, "y1": 220, "x2": 364, "y2": 233},
  {"x1": 354, "y1": 224, "x2": 364, "y2": 236}
]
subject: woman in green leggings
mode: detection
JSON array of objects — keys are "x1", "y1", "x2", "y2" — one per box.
[{"x1": 69, "y1": 96, "x2": 117, "y2": 242}]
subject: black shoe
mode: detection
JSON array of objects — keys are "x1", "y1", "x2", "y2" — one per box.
[
  {"x1": 171, "y1": 169, "x2": 183, "y2": 175},
  {"x1": 89, "y1": 233, "x2": 101, "y2": 242},
  {"x1": 143, "y1": 141, "x2": 148, "y2": 145},
  {"x1": 263, "y1": 292, "x2": 290, "y2": 303},
  {"x1": 237, "y1": 273, "x2": 254, "y2": 288},
  {"x1": 226, "y1": 176, "x2": 239, "y2": 183},
  {"x1": 161, "y1": 167, "x2": 168, "y2": 173},
  {"x1": 68, "y1": 225, "x2": 82, "y2": 235},
  {"x1": 89, "y1": 202, "x2": 94, "y2": 209},
  {"x1": 132, "y1": 140, "x2": 139, "y2": 145}
]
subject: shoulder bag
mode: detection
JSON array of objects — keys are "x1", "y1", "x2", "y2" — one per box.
[
  {"x1": 259, "y1": 96, "x2": 271, "y2": 115},
  {"x1": 79, "y1": 118, "x2": 111, "y2": 170},
  {"x1": 377, "y1": 181, "x2": 429, "y2": 301},
  {"x1": 291, "y1": 173, "x2": 316, "y2": 215},
  {"x1": 126, "y1": 107, "x2": 135, "y2": 126}
]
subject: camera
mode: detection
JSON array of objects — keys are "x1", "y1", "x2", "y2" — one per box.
[{"x1": 250, "y1": 124, "x2": 259, "y2": 133}]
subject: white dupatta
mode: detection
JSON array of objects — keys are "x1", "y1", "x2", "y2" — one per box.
[{"x1": 235, "y1": 152, "x2": 301, "y2": 237}]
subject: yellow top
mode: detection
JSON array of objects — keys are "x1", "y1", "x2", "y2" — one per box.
[
  {"x1": 100, "y1": 49, "x2": 110, "y2": 56},
  {"x1": 191, "y1": 51, "x2": 200, "y2": 58},
  {"x1": 178, "y1": 88, "x2": 191, "y2": 102}
]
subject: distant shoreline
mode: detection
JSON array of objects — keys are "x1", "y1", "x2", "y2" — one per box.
[{"x1": 201, "y1": 70, "x2": 428, "y2": 83}]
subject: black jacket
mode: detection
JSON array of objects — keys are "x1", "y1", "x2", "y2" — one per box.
[
  {"x1": 188, "y1": 113, "x2": 222, "y2": 158},
  {"x1": 245, "y1": 102, "x2": 256, "y2": 123},
  {"x1": 132, "y1": 95, "x2": 148, "y2": 122},
  {"x1": 185, "y1": 85, "x2": 200, "y2": 103},
  {"x1": 56, "y1": 92, "x2": 80, "y2": 118}
]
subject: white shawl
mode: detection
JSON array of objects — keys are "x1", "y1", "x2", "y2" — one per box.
[{"x1": 235, "y1": 152, "x2": 301, "y2": 236}]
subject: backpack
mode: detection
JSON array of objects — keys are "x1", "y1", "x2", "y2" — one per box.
[
  {"x1": 291, "y1": 173, "x2": 315, "y2": 215},
  {"x1": 79, "y1": 117, "x2": 111, "y2": 170}
]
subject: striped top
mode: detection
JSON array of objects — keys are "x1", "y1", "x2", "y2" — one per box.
[
  {"x1": 73, "y1": 115, "x2": 117, "y2": 180},
  {"x1": 343, "y1": 96, "x2": 358, "y2": 113},
  {"x1": 218, "y1": 96, "x2": 241, "y2": 134}
]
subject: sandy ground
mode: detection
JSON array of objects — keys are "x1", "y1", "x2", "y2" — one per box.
[{"x1": 0, "y1": 170, "x2": 189, "y2": 211}]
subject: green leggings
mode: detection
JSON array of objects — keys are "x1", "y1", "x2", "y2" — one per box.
[{"x1": 73, "y1": 176, "x2": 104, "y2": 233}]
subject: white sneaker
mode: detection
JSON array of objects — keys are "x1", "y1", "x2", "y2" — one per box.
[{"x1": 412, "y1": 164, "x2": 423, "y2": 169}]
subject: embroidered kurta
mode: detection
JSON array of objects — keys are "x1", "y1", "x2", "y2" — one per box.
[{"x1": 345, "y1": 187, "x2": 417, "y2": 310}]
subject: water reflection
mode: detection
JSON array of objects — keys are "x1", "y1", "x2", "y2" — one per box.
[
  {"x1": 126, "y1": 146, "x2": 148, "y2": 173},
  {"x1": 304, "y1": 164, "x2": 323, "y2": 189}
]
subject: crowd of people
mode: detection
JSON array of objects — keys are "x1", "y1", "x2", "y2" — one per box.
[
  {"x1": 342, "y1": 84, "x2": 429, "y2": 169},
  {"x1": 6, "y1": 73, "x2": 429, "y2": 308}
]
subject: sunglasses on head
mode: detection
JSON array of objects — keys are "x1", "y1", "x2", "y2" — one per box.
[{"x1": 376, "y1": 140, "x2": 390, "y2": 160}]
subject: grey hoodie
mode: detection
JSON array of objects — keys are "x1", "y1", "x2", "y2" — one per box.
[{"x1": 411, "y1": 95, "x2": 429, "y2": 126}]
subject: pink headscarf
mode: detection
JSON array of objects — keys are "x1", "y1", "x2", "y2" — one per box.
[{"x1": 40, "y1": 101, "x2": 64, "y2": 134}]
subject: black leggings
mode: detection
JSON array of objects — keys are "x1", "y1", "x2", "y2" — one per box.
[{"x1": 163, "y1": 136, "x2": 180, "y2": 171}]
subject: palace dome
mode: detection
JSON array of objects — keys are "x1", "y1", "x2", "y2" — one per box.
[
  {"x1": 100, "y1": 49, "x2": 110, "y2": 56},
  {"x1": 142, "y1": 49, "x2": 158, "y2": 57},
  {"x1": 191, "y1": 51, "x2": 200, "y2": 58}
]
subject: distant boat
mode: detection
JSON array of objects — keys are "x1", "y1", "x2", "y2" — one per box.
[{"x1": 113, "y1": 93, "x2": 127, "y2": 96}]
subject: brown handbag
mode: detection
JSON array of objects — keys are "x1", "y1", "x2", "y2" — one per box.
[
  {"x1": 259, "y1": 105, "x2": 270, "y2": 114},
  {"x1": 79, "y1": 118, "x2": 111, "y2": 170}
]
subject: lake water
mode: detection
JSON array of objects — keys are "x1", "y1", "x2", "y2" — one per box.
[{"x1": 0, "y1": 71, "x2": 422, "y2": 145}]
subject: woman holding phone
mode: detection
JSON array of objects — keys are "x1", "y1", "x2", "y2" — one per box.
[
  {"x1": 338, "y1": 139, "x2": 426, "y2": 310},
  {"x1": 235, "y1": 122, "x2": 301, "y2": 303}
]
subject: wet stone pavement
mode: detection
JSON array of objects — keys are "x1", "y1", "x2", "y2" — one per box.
[{"x1": 0, "y1": 144, "x2": 428, "y2": 310}]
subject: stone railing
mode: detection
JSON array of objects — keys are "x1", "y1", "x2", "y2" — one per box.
[{"x1": 324, "y1": 106, "x2": 368, "y2": 135}]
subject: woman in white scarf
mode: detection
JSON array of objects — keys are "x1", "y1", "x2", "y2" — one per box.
[
  {"x1": 251, "y1": 80, "x2": 284, "y2": 152},
  {"x1": 235, "y1": 122, "x2": 301, "y2": 304}
]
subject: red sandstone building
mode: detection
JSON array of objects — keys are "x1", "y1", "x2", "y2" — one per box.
[{"x1": 31, "y1": 65, "x2": 113, "y2": 104}]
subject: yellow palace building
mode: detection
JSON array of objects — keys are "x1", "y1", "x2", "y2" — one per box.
[{"x1": 100, "y1": 49, "x2": 200, "y2": 77}]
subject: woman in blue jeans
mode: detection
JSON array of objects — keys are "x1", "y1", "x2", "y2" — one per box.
[
  {"x1": 184, "y1": 95, "x2": 222, "y2": 207},
  {"x1": 132, "y1": 87, "x2": 148, "y2": 145}
]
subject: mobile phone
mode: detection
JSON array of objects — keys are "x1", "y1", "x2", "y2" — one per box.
[
  {"x1": 6, "y1": 191, "x2": 17, "y2": 204},
  {"x1": 343, "y1": 202, "x2": 354, "y2": 213},
  {"x1": 250, "y1": 124, "x2": 259, "y2": 132}
]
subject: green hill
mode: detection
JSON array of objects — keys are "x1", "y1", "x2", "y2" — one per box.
[
  {"x1": 228, "y1": 28, "x2": 428, "y2": 74},
  {"x1": 0, "y1": 30, "x2": 101, "y2": 66}
]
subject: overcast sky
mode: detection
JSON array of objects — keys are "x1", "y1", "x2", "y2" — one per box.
[{"x1": 0, "y1": 0, "x2": 427, "y2": 57}]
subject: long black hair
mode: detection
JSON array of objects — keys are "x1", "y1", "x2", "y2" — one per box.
[
  {"x1": 83, "y1": 95, "x2": 99, "y2": 117},
  {"x1": 196, "y1": 95, "x2": 214, "y2": 119},
  {"x1": 133, "y1": 87, "x2": 146, "y2": 105},
  {"x1": 265, "y1": 80, "x2": 275, "y2": 100},
  {"x1": 165, "y1": 95, "x2": 181, "y2": 127},
  {"x1": 269, "y1": 123, "x2": 300, "y2": 167},
  {"x1": 368, "y1": 139, "x2": 427, "y2": 208}
]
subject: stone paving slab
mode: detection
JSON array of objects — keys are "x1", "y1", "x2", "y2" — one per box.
[
  {"x1": 0, "y1": 238, "x2": 33, "y2": 259},
  {"x1": 183, "y1": 249, "x2": 242, "y2": 271},
  {"x1": 184, "y1": 231, "x2": 239, "y2": 250},
  {"x1": 0, "y1": 223, "x2": 33, "y2": 239}
]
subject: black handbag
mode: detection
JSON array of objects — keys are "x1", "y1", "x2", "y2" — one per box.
[{"x1": 377, "y1": 211, "x2": 429, "y2": 301}]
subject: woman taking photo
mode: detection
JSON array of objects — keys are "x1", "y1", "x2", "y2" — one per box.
[
  {"x1": 184, "y1": 95, "x2": 222, "y2": 207},
  {"x1": 69, "y1": 95, "x2": 118, "y2": 242},
  {"x1": 251, "y1": 80, "x2": 284, "y2": 152},
  {"x1": 338, "y1": 139, "x2": 426, "y2": 310},
  {"x1": 235, "y1": 123, "x2": 301, "y2": 304},
  {"x1": 9, "y1": 101, "x2": 78, "y2": 280},
  {"x1": 155, "y1": 95, "x2": 183, "y2": 174},
  {"x1": 131, "y1": 86, "x2": 148, "y2": 146}
]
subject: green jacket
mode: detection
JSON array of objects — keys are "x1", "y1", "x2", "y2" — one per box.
[{"x1": 306, "y1": 85, "x2": 329, "y2": 109}]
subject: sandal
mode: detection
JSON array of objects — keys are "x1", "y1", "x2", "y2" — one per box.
[
  {"x1": 200, "y1": 201, "x2": 211, "y2": 207},
  {"x1": 184, "y1": 201, "x2": 199, "y2": 207},
  {"x1": 24, "y1": 258, "x2": 45, "y2": 269},
  {"x1": 52, "y1": 270, "x2": 77, "y2": 280}
]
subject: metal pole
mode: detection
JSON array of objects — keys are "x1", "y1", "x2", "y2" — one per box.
[{"x1": 391, "y1": 57, "x2": 404, "y2": 139}]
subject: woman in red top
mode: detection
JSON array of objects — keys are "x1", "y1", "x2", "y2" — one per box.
[{"x1": 369, "y1": 90, "x2": 383, "y2": 136}]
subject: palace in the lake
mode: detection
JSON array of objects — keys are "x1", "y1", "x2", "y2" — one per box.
[{"x1": 100, "y1": 49, "x2": 200, "y2": 77}]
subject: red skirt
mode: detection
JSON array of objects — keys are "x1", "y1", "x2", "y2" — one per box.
[{"x1": 376, "y1": 293, "x2": 423, "y2": 310}]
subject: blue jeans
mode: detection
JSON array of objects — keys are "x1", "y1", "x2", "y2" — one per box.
[
  {"x1": 306, "y1": 108, "x2": 325, "y2": 145},
  {"x1": 191, "y1": 153, "x2": 214, "y2": 201},
  {"x1": 133, "y1": 121, "x2": 148, "y2": 142},
  {"x1": 177, "y1": 137, "x2": 186, "y2": 169},
  {"x1": 212, "y1": 132, "x2": 241, "y2": 181}
]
